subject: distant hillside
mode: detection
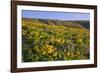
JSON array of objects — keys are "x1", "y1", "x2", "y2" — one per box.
[
  {"x1": 22, "y1": 18, "x2": 89, "y2": 29},
  {"x1": 74, "y1": 21, "x2": 90, "y2": 29}
]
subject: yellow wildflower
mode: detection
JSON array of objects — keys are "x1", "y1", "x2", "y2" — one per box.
[
  {"x1": 67, "y1": 52, "x2": 70, "y2": 56},
  {"x1": 76, "y1": 51, "x2": 80, "y2": 55}
]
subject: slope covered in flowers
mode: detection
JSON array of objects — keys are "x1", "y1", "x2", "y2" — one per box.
[{"x1": 22, "y1": 18, "x2": 90, "y2": 62}]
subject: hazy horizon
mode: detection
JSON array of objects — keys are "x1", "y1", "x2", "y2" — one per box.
[{"x1": 22, "y1": 17, "x2": 90, "y2": 21}]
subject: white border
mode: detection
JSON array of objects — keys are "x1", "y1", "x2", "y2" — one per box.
[{"x1": 17, "y1": 5, "x2": 94, "y2": 68}]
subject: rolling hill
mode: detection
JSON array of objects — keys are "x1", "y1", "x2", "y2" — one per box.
[{"x1": 22, "y1": 18, "x2": 89, "y2": 29}]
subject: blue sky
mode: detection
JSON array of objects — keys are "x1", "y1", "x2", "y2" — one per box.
[{"x1": 22, "y1": 10, "x2": 90, "y2": 21}]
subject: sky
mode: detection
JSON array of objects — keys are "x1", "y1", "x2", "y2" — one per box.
[{"x1": 22, "y1": 10, "x2": 90, "y2": 21}]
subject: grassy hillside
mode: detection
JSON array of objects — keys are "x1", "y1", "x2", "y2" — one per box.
[
  {"x1": 22, "y1": 18, "x2": 90, "y2": 62},
  {"x1": 23, "y1": 18, "x2": 89, "y2": 29}
]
